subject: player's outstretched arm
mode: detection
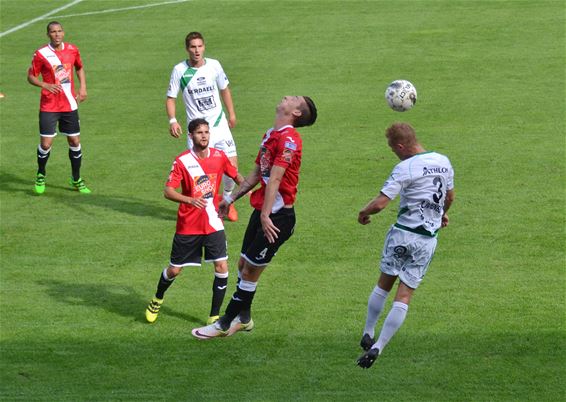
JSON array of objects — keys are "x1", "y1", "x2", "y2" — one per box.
[{"x1": 358, "y1": 193, "x2": 391, "y2": 225}]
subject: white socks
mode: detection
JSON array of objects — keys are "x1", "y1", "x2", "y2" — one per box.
[
  {"x1": 374, "y1": 301, "x2": 409, "y2": 352},
  {"x1": 364, "y1": 286, "x2": 390, "y2": 338}
]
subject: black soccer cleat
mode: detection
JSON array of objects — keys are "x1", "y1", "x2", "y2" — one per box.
[
  {"x1": 360, "y1": 333, "x2": 375, "y2": 351},
  {"x1": 357, "y1": 347, "x2": 379, "y2": 369}
]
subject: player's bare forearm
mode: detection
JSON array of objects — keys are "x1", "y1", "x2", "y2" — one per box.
[
  {"x1": 232, "y1": 166, "x2": 260, "y2": 202},
  {"x1": 164, "y1": 186, "x2": 206, "y2": 208},
  {"x1": 76, "y1": 68, "x2": 87, "y2": 102},
  {"x1": 220, "y1": 87, "x2": 236, "y2": 128},
  {"x1": 358, "y1": 193, "x2": 391, "y2": 225},
  {"x1": 28, "y1": 74, "x2": 62, "y2": 93},
  {"x1": 166, "y1": 97, "x2": 182, "y2": 137}
]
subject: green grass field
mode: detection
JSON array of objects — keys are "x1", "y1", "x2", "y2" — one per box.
[{"x1": 1, "y1": 0, "x2": 564, "y2": 400}]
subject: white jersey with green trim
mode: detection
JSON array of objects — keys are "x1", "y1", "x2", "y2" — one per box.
[
  {"x1": 380, "y1": 151, "x2": 454, "y2": 235},
  {"x1": 167, "y1": 58, "x2": 229, "y2": 126}
]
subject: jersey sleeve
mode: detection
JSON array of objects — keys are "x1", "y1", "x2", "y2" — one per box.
[
  {"x1": 273, "y1": 132, "x2": 300, "y2": 169},
  {"x1": 165, "y1": 159, "x2": 183, "y2": 188},
  {"x1": 166, "y1": 66, "x2": 181, "y2": 98},
  {"x1": 74, "y1": 46, "x2": 83, "y2": 70},
  {"x1": 213, "y1": 60, "x2": 229, "y2": 90},
  {"x1": 380, "y1": 165, "x2": 405, "y2": 200},
  {"x1": 28, "y1": 52, "x2": 42, "y2": 77}
]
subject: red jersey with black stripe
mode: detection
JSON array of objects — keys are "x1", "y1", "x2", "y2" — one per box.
[
  {"x1": 250, "y1": 125, "x2": 302, "y2": 213},
  {"x1": 166, "y1": 148, "x2": 238, "y2": 235},
  {"x1": 28, "y1": 43, "x2": 83, "y2": 112}
]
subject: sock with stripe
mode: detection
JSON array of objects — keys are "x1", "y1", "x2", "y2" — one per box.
[
  {"x1": 210, "y1": 272, "x2": 228, "y2": 317},
  {"x1": 155, "y1": 268, "x2": 175, "y2": 299},
  {"x1": 37, "y1": 145, "x2": 51, "y2": 175},
  {"x1": 218, "y1": 280, "x2": 257, "y2": 330},
  {"x1": 68, "y1": 145, "x2": 82, "y2": 181}
]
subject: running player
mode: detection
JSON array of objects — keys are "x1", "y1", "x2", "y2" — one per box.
[
  {"x1": 28, "y1": 21, "x2": 90, "y2": 194},
  {"x1": 191, "y1": 95, "x2": 317, "y2": 340},
  {"x1": 356, "y1": 122, "x2": 455, "y2": 368},
  {"x1": 145, "y1": 118, "x2": 243, "y2": 325},
  {"x1": 166, "y1": 32, "x2": 239, "y2": 221}
]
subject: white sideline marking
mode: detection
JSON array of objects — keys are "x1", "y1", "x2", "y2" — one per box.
[
  {"x1": 0, "y1": 0, "x2": 190, "y2": 38},
  {"x1": 50, "y1": 0, "x2": 191, "y2": 19},
  {"x1": 0, "y1": 0, "x2": 84, "y2": 38}
]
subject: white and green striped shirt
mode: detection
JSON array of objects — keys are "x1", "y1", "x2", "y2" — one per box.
[{"x1": 167, "y1": 57, "x2": 229, "y2": 127}]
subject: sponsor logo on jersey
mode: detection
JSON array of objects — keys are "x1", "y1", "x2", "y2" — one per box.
[
  {"x1": 284, "y1": 141, "x2": 297, "y2": 150},
  {"x1": 420, "y1": 200, "x2": 441, "y2": 213},
  {"x1": 194, "y1": 174, "x2": 216, "y2": 199},
  {"x1": 196, "y1": 77, "x2": 207, "y2": 86},
  {"x1": 187, "y1": 85, "x2": 215, "y2": 95},
  {"x1": 422, "y1": 166, "x2": 448, "y2": 176}
]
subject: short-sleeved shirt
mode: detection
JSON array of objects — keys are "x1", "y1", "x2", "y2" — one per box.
[
  {"x1": 166, "y1": 148, "x2": 238, "y2": 235},
  {"x1": 381, "y1": 151, "x2": 454, "y2": 236},
  {"x1": 166, "y1": 58, "x2": 229, "y2": 127},
  {"x1": 250, "y1": 125, "x2": 302, "y2": 213},
  {"x1": 28, "y1": 43, "x2": 83, "y2": 112}
]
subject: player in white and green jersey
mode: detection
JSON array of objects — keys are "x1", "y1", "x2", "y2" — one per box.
[
  {"x1": 166, "y1": 32, "x2": 239, "y2": 221},
  {"x1": 356, "y1": 122, "x2": 455, "y2": 369}
]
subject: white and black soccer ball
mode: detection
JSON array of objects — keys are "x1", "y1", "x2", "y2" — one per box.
[{"x1": 385, "y1": 80, "x2": 417, "y2": 112}]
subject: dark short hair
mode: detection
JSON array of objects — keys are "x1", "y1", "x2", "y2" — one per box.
[
  {"x1": 188, "y1": 118, "x2": 209, "y2": 134},
  {"x1": 295, "y1": 96, "x2": 317, "y2": 127},
  {"x1": 46, "y1": 21, "x2": 62, "y2": 33},
  {"x1": 185, "y1": 32, "x2": 204, "y2": 48}
]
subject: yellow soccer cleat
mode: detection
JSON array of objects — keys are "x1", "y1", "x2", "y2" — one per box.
[
  {"x1": 207, "y1": 315, "x2": 220, "y2": 325},
  {"x1": 145, "y1": 297, "x2": 163, "y2": 323}
]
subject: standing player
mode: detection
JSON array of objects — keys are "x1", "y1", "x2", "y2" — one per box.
[
  {"x1": 191, "y1": 95, "x2": 317, "y2": 340},
  {"x1": 27, "y1": 21, "x2": 90, "y2": 194},
  {"x1": 166, "y1": 31, "x2": 239, "y2": 221},
  {"x1": 145, "y1": 118, "x2": 243, "y2": 325},
  {"x1": 356, "y1": 123, "x2": 455, "y2": 368}
]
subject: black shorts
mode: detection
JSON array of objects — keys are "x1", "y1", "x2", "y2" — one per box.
[
  {"x1": 169, "y1": 231, "x2": 227, "y2": 267},
  {"x1": 241, "y1": 207, "x2": 296, "y2": 266},
  {"x1": 39, "y1": 110, "x2": 80, "y2": 136}
]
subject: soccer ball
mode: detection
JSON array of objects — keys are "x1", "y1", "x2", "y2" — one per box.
[{"x1": 385, "y1": 80, "x2": 417, "y2": 112}]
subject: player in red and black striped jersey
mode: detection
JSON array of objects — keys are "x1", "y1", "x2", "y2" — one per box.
[
  {"x1": 191, "y1": 96, "x2": 317, "y2": 340},
  {"x1": 27, "y1": 21, "x2": 90, "y2": 194},
  {"x1": 145, "y1": 118, "x2": 243, "y2": 325}
]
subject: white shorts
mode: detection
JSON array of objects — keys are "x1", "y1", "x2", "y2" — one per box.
[
  {"x1": 187, "y1": 116, "x2": 237, "y2": 157},
  {"x1": 380, "y1": 225, "x2": 437, "y2": 289}
]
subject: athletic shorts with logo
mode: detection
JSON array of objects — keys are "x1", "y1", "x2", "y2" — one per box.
[
  {"x1": 380, "y1": 225, "x2": 437, "y2": 289},
  {"x1": 187, "y1": 117, "x2": 236, "y2": 157},
  {"x1": 170, "y1": 231, "x2": 227, "y2": 267},
  {"x1": 240, "y1": 207, "x2": 295, "y2": 266},
  {"x1": 39, "y1": 110, "x2": 80, "y2": 136}
]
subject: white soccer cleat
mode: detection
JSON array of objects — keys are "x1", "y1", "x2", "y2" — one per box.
[{"x1": 191, "y1": 322, "x2": 228, "y2": 340}]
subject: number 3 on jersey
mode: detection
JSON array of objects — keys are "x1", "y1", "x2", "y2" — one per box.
[{"x1": 432, "y1": 177, "x2": 443, "y2": 203}]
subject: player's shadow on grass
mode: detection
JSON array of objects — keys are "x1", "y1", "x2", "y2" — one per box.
[
  {"x1": 38, "y1": 279, "x2": 201, "y2": 324},
  {"x1": 0, "y1": 171, "x2": 174, "y2": 221}
]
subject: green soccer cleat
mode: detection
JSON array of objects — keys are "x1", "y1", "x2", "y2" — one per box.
[
  {"x1": 207, "y1": 315, "x2": 220, "y2": 325},
  {"x1": 34, "y1": 173, "x2": 46, "y2": 194},
  {"x1": 145, "y1": 297, "x2": 163, "y2": 323},
  {"x1": 70, "y1": 177, "x2": 91, "y2": 194}
]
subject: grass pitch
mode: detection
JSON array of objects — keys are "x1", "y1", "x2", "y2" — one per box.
[{"x1": 1, "y1": 0, "x2": 564, "y2": 400}]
